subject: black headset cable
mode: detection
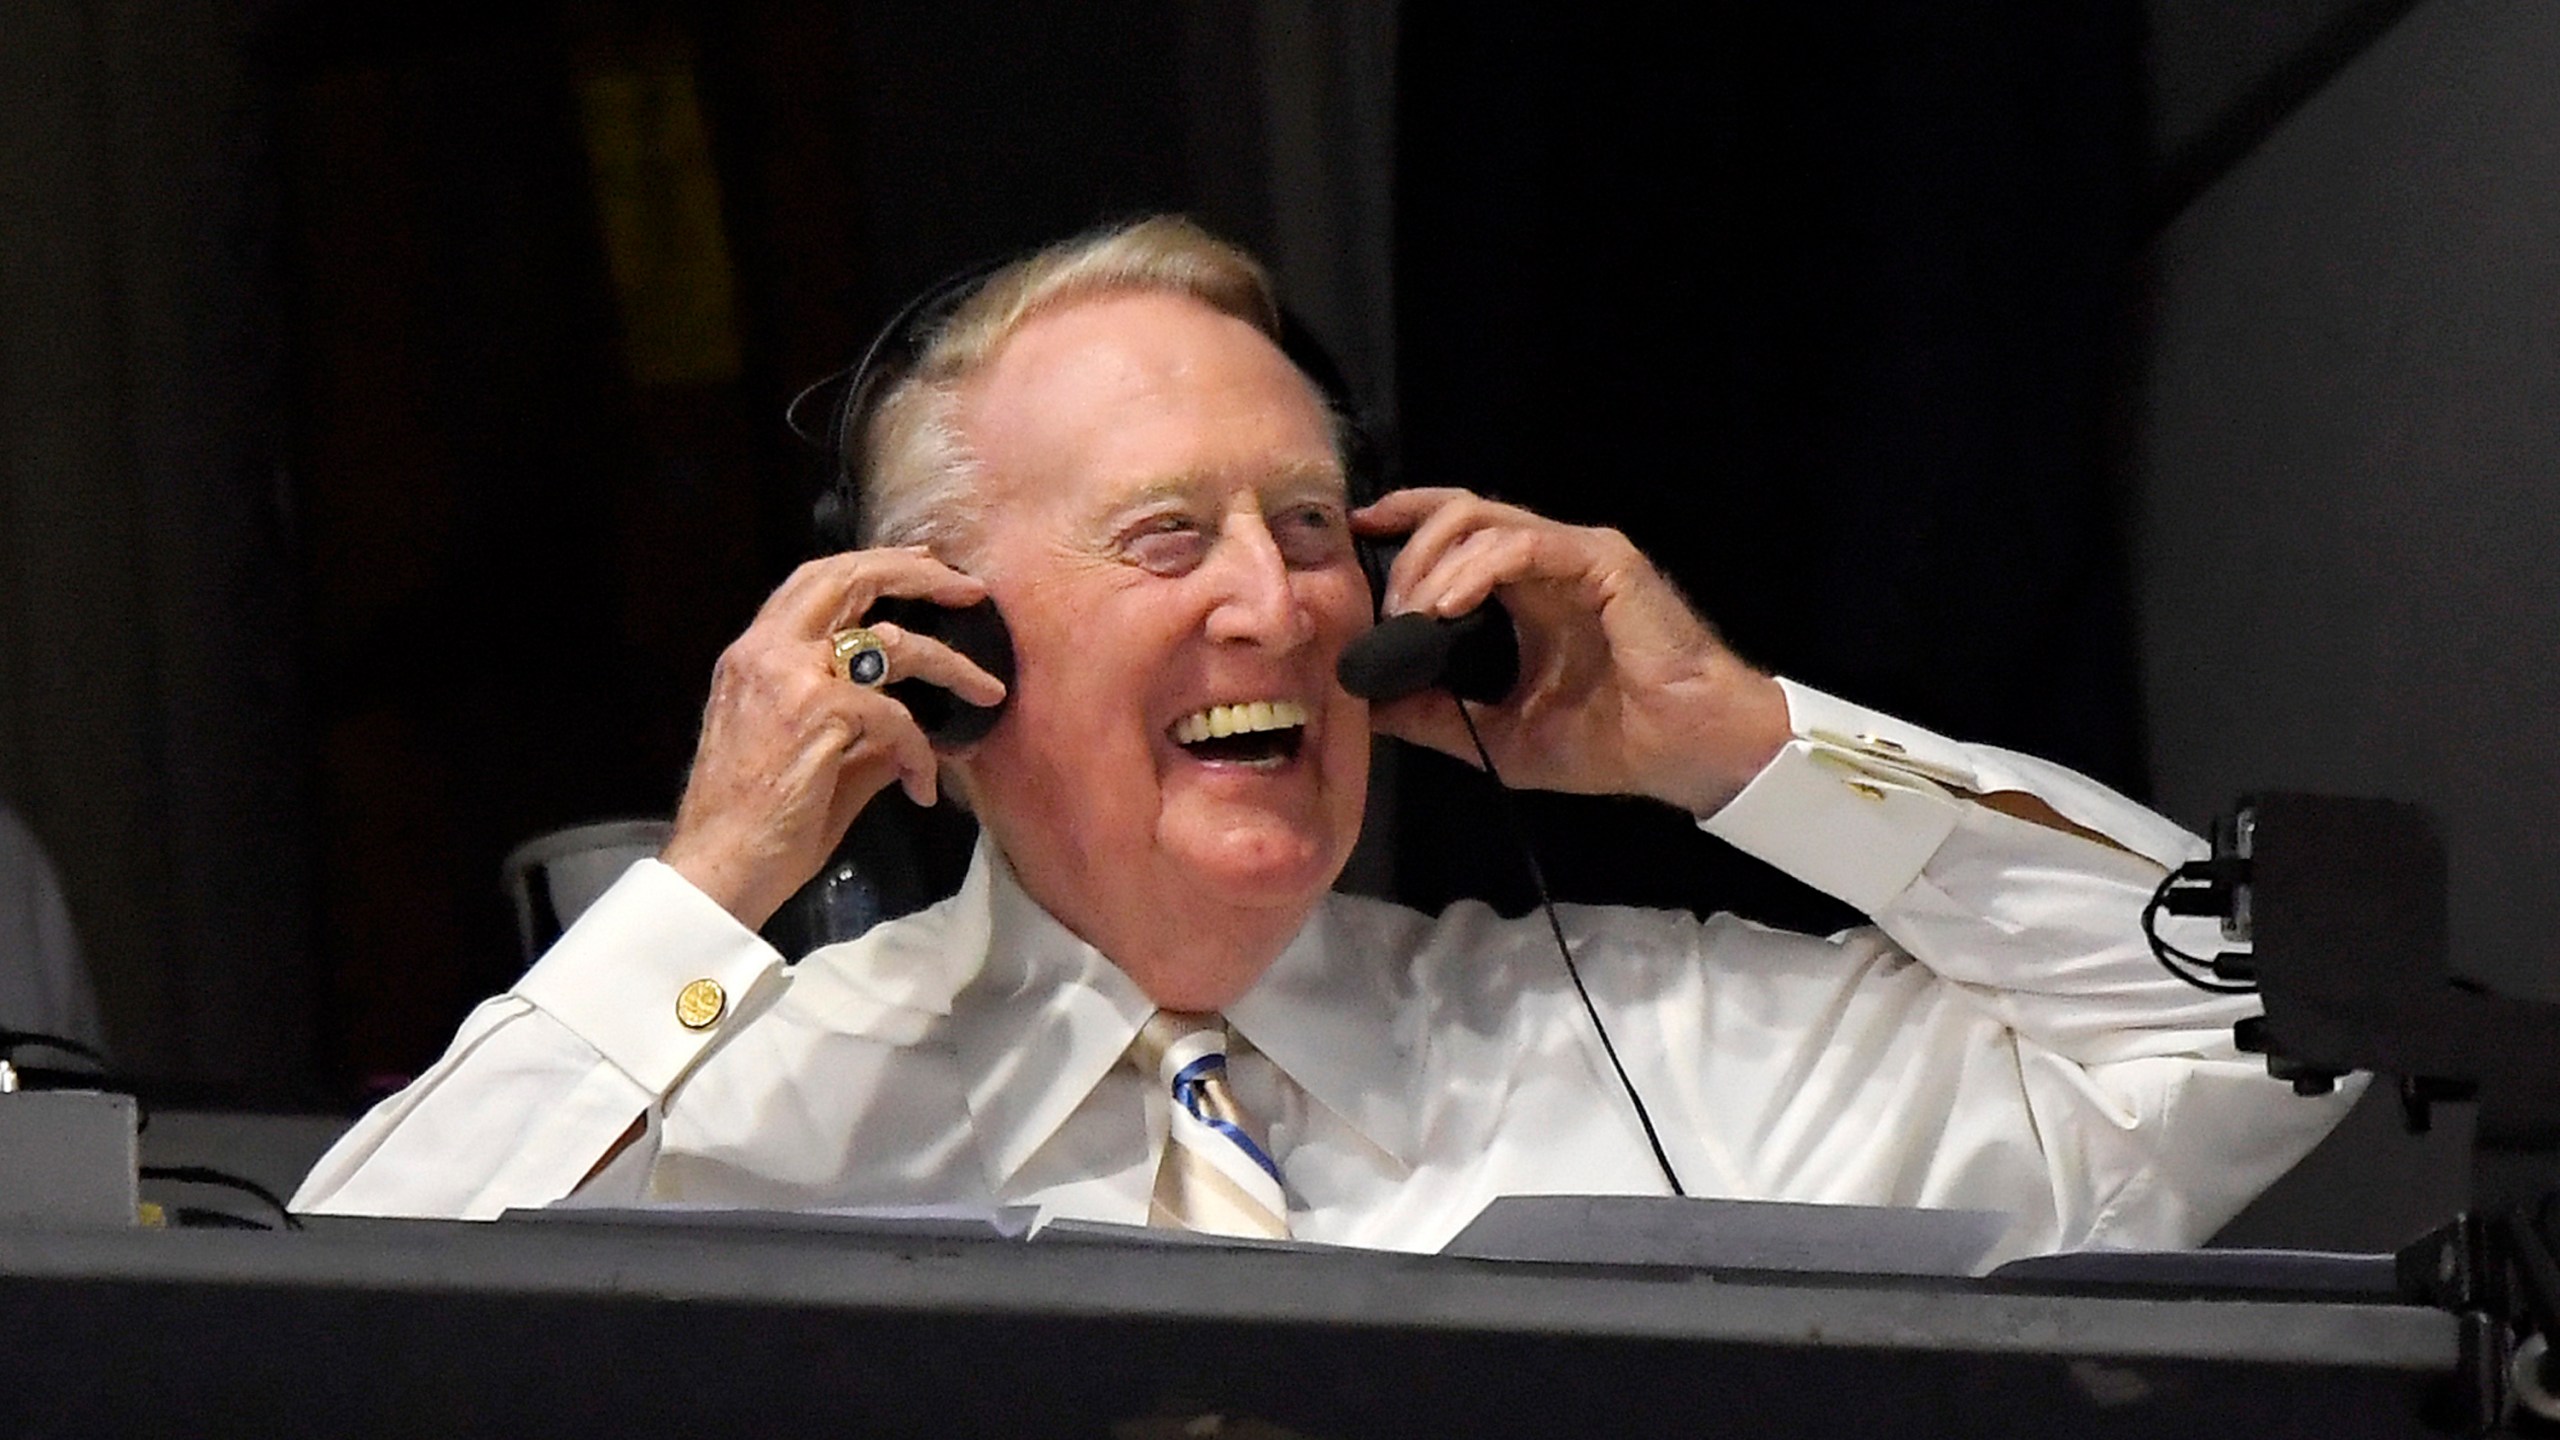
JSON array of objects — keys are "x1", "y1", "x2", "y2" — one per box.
[{"x1": 1451, "y1": 698, "x2": 1690, "y2": 1197}]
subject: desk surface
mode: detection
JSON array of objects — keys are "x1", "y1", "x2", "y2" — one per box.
[{"x1": 0, "y1": 1215, "x2": 2465, "y2": 1438}]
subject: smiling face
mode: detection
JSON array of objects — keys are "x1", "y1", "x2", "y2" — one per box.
[{"x1": 947, "y1": 289, "x2": 1373, "y2": 1010}]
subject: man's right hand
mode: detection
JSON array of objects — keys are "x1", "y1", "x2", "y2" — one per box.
[
  {"x1": 1353, "y1": 489, "x2": 1788, "y2": 820},
  {"x1": 659, "y1": 547, "x2": 1007, "y2": 930}
]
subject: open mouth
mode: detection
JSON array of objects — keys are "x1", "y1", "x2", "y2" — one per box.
[{"x1": 1170, "y1": 699, "x2": 1308, "y2": 765}]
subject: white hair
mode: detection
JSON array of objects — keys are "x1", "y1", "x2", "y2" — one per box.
[{"x1": 855, "y1": 215, "x2": 1285, "y2": 563}]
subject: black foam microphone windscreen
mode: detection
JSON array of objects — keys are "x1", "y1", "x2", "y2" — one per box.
[{"x1": 1337, "y1": 604, "x2": 1520, "y2": 705}]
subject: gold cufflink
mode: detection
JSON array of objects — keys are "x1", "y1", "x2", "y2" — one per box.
[
  {"x1": 1847, "y1": 780, "x2": 1888, "y2": 802},
  {"x1": 675, "y1": 977, "x2": 727, "y2": 1030},
  {"x1": 1859, "y1": 733, "x2": 1907, "y2": 754}
]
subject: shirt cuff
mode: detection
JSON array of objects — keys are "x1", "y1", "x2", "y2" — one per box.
[
  {"x1": 1698, "y1": 678, "x2": 1978, "y2": 915},
  {"x1": 512, "y1": 858, "x2": 784, "y2": 1096}
]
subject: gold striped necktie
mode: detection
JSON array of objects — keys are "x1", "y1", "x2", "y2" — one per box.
[{"x1": 1133, "y1": 1011, "x2": 1288, "y2": 1240}]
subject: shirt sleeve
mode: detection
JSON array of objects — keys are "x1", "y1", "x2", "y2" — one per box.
[
  {"x1": 290, "y1": 859, "x2": 784, "y2": 1219},
  {"x1": 1688, "y1": 678, "x2": 2359, "y2": 1250},
  {"x1": 1704, "y1": 678, "x2": 2251, "y2": 1055}
]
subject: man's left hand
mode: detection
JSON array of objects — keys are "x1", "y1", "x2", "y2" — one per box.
[{"x1": 1353, "y1": 488, "x2": 1791, "y2": 817}]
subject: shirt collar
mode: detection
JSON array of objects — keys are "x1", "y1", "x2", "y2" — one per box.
[
  {"x1": 1226, "y1": 897, "x2": 1418, "y2": 1166},
  {"x1": 943, "y1": 840, "x2": 1419, "y2": 1190},
  {"x1": 944, "y1": 843, "x2": 1156, "y2": 1188}
]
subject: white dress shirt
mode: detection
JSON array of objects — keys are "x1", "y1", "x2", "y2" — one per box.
[{"x1": 293, "y1": 681, "x2": 2357, "y2": 1261}]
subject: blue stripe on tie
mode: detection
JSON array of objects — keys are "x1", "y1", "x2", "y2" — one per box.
[{"x1": 1171, "y1": 1054, "x2": 1282, "y2": 1183}]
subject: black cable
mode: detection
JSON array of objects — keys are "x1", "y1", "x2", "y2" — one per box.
[
  {"x1": 0, "y1": 1036, "x2": 256, "y2": 1227},
  {"x1": 2142, "y1": 869, "x2": 2256, "y2": 995},
  {"x1": 166, "y1": 1207, "x2": 276, "y2": 1231},
  {"x1": 140, "y1": 1164, "x2": 303, "y2": 1231},
  {"x1": 1451, "y1": 699, "x2": 1689, "y2": 1198},
  {"x1": 0, "y1": 1027, "x2": 150, "y2": 1134},
  {"x1": 0, "y1": 1031, "x2": 152, "y2": 1133},
  {"x1": 0, "y1": 1028, "x2": 106, "y2": 1068},
  {"x1": 0, "y1": 1056, "x2": 280, "y2": 1227}
]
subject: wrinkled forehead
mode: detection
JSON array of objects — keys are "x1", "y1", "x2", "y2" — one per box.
[{"x1": 957, "y1": 291, "x2": 1348, "y2": 516}]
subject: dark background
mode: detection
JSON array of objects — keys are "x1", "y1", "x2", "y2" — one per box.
[{"x1": 3, "y1": 0, "x2": 2544, "y2": 1247}]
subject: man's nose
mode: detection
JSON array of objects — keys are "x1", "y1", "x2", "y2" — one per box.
[{"x1": 1203, "y1": 513, "x2": 1315, "y2": 649}]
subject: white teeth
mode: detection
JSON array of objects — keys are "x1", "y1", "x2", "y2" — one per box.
[{"x1": 1172, "y1": 699, "x2": 1309, "y2": 746}]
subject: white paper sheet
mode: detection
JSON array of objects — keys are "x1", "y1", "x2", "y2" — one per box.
[{"x1": 1440, "y1": 1194, "x2": 2017, "y2": 1277}]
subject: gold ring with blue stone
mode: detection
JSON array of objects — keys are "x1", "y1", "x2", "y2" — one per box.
[{"x1": 830, "y1": 626, "x2": 889, "y2": 688}]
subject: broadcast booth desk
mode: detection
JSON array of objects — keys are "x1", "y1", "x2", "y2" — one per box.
[{"x1": 0, "y1": 1210, "x2": 2459, "y2": 1438}]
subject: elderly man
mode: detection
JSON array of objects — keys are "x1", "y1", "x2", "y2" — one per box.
[{"x1": 294, "y1": 217, "x2": 2351, "y2": 1257}]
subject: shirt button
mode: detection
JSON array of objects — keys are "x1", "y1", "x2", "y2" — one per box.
[{"x1": 675, "y1": 978, "x2": 727, "y2": 1030}]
